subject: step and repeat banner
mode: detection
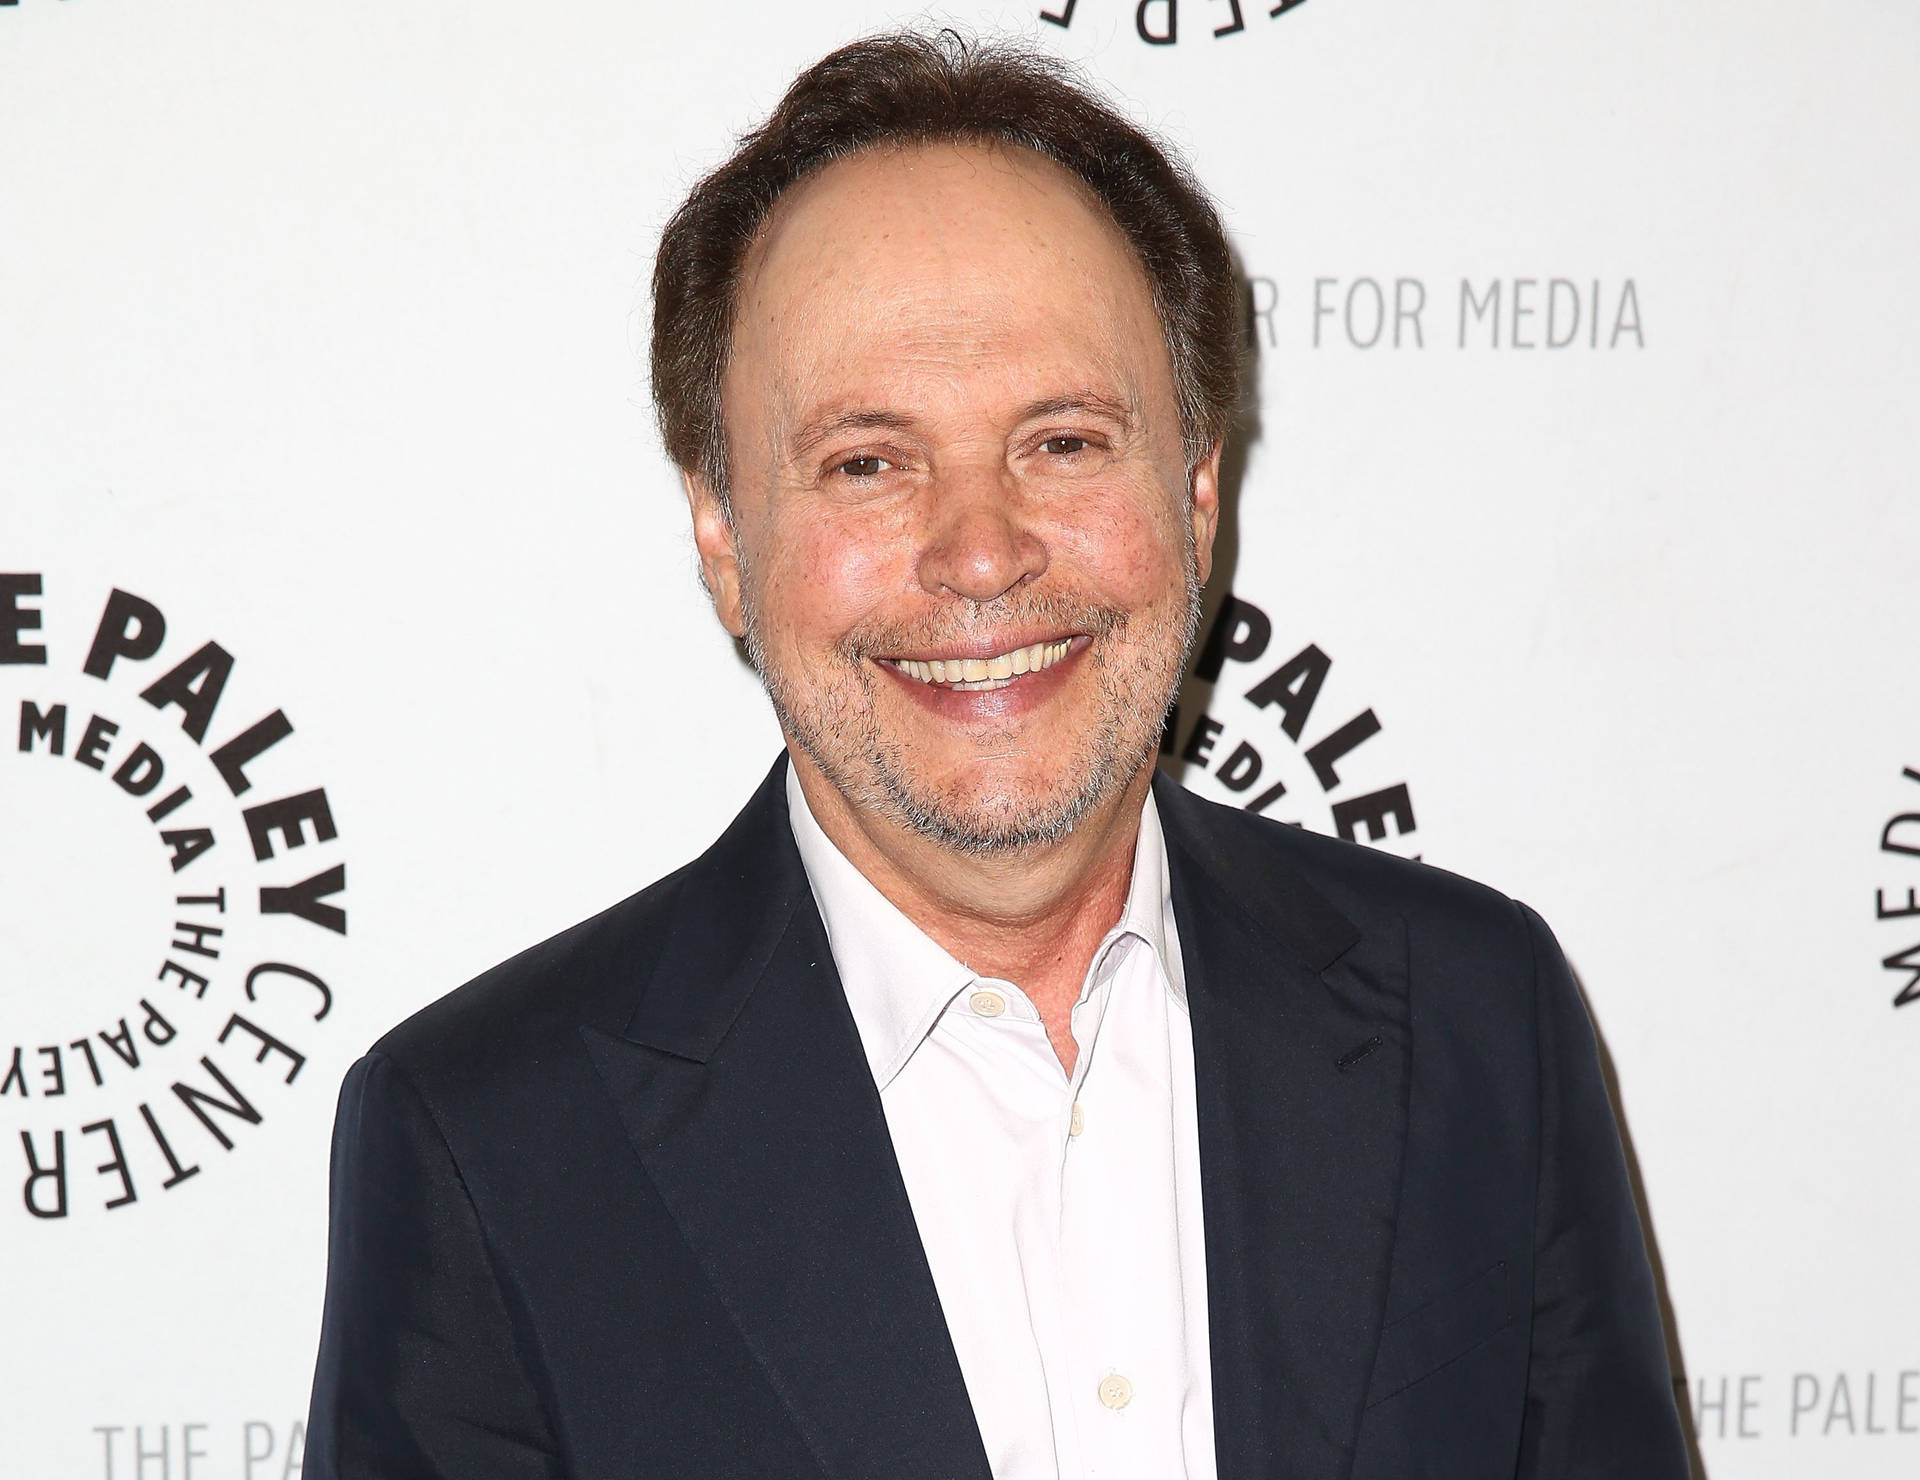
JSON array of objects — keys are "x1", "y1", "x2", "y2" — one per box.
[{"x1": 2, "y1": 0, "x2": 1914, "y2": 1475}]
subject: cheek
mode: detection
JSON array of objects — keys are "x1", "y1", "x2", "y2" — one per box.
[
  {"x1": 1049, "y1": 485, "x2": 1189, "y2": 605},
  {"x1": 756, "y1": 503, "x2": 913, "y2": 650}
]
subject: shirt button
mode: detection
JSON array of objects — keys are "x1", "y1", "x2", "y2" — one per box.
[
  {"x1": 968, "y1": 989, "x2": 1006, "y2": 1018},
  {"x1": 1097, "y1": 1373, "x2": 1134, "y2": 1410},
  {"x1": 1068, "y1": 1103, "x2": 1085, "y2": 1137}
]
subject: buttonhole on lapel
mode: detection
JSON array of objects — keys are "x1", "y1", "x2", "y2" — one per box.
[{"x1": 1335, "y1": 1034, "x2": 1383, "y2": 1071}]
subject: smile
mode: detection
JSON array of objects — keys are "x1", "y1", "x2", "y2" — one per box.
[{"x1": 885, "y1": 640, "x2": 1074, "y2": 692}]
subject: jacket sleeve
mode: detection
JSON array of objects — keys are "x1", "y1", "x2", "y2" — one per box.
[
  {"x1": 1514, "y1": 903, "x2": 1692, "y2": 1478},
  {"x1": 305, "y1": 1050, "x2": 566, "y2": 1480}
]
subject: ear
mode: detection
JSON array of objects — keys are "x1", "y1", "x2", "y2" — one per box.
[
  {"x1": 1188, "y1": 441, "x2": 1224, "y2": 587},
  {"x1": 683, "y1": 472, "x2": 746, "y2": 639}
]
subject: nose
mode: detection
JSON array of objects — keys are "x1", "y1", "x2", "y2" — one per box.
[{"x1": 915, "y1": 464, "x2": 1049, "y2": 604}]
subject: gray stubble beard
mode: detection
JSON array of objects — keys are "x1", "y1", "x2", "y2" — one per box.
[{"x1": 741, "y1": 541, "x2": 1204, "y2": 860}]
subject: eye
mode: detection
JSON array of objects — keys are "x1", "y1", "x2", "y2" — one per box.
[
  {"x1": 836, "y1": 455, "x2": 893, "y2": 478},
  {"x1": 1041, "y1": 436, "x2": 1089, "y2": 456}
]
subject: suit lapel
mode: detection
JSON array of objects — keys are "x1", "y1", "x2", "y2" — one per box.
[
  {"x1": 1156, "y1": 776, "x2": 1411, "y2": 1480},
  {"x1": 578, "y1": 760, "x2": 1406, "y2": 1480},
  {"x1": 582, "y1": 763, "x2": 991, "y2": 1480}
]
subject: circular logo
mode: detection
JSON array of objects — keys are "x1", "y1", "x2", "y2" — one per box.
[
  {"x1": 1041, "y1": 0, "x2": 1310, "y2": 46},
  {"x1": 1875, "y1": 765, "x2": 1920, "y2": 1011},
  {"x1": 1162, "y1": 590, "x2": 1418, "y2": 859},
  {"x1": 0, "y1": 575, "x2": 347, "y2": 1223}
]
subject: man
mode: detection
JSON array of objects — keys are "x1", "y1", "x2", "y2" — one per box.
[{"x1": 307, "y1": 31, "x2": 1688, "y2": 1480}]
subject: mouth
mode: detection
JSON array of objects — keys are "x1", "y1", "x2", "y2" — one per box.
[{"x1": 881, "y1": 638, "x2": 1077, "y2": 693}]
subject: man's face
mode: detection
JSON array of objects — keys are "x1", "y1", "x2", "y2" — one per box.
[{"x1": 691, "y1": 141, "x2": 1220, "y2": 854}]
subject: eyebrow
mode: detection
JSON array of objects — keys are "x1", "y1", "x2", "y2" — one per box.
[
  {"x1": 1018, "y1": 391, "x2": 1137, "y2": 429},
  {"x1": 788, "y1": 409, "x2": 921, "y2": 458},
  {"x1": 787, "y1": 391, "x2": 1138, "y2": 459}
]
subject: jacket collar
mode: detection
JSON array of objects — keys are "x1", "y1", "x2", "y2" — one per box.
[{"x1": 620, "y1": 757, "x2": 1363, "y2": 1063}]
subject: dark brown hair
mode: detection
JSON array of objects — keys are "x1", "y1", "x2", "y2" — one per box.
[{"x1": 650, "y1": 29, "x2": 1239, "y2": 499}]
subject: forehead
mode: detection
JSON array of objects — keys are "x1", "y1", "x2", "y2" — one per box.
[{"x1": 727, "y1": 140, "x2": 1170, "y2": 431}]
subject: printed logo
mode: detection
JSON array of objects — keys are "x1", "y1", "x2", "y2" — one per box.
[
  {"x1": 1681, "y1": 1369, "x2": 1920, "y2": 1441},
  {"x1": 0, "y1": 574, "x2": 347, "y2": 1221},
  {"x1": 1876, "y1": 766, "x2": 1920, "y2": 1010},
  {"x1": 1243, "y1": 274, "x2": 1646, "y2": 352},
  {"x1": 1162, "y1": 591, "x2": 1417, "y2": 857},
  {"x1": 1042, "y1": 0, "x2": 1310, "y2": 46}
]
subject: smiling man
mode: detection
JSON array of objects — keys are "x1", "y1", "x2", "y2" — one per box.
[{"x1": 307, "y1": 32, "x2": 1689, "y2": 1480}]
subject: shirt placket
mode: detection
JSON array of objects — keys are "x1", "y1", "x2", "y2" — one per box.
[
  {"x1": 964, "y1": 975, "x2": 1087, "y2": 1480},
  {"x1": 1075, "y1": 939, "x2": 1193, "y2": 1479},
  {"x1": 1058, "y1": 942, "x2": 1138, "y2": 1478}
]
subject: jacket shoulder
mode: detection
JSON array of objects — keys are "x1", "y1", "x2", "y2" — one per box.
[
  {"x1": 1159, "y1": 777, "x2": 1535, "y2": 974},
  {"x1": 362, "y1": 758, "x2": 801, "y2": 1107},
  {"x1": 367, "y1": 858, "x2": 694, "y2": 1095}
]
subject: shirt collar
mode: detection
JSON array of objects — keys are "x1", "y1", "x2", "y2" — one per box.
[{"x1": 785, "y1": 763, "x2": 1185, "y2": 1091}]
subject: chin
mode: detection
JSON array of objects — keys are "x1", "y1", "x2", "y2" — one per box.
[{"x1": 877, "y1": 755, "x2": 1129, "y2": 856}]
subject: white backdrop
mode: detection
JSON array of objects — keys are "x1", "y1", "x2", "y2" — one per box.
[{"x1": 3, "y1": 1, "x2": 1916, "y2": 1475}]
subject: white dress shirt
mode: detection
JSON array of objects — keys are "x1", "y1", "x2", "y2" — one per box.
[{"x1": 786, "y1": 768, "x2": 1217, "y2": 1480}]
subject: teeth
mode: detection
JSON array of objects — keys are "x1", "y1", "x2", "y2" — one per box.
[{"x1": 892, "y1": 640, "x2": 1073, "y2": 687}]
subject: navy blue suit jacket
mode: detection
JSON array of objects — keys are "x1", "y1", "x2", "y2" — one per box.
[{"x1": 306, "y1": 757, "x2": 1689, "y2": 1478}]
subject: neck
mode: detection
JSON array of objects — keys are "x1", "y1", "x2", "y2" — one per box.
[{"x1": 789, "y1": 749, "x2": 1152, "y2": 1030}]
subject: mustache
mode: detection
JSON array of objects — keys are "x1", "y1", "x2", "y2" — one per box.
[{"x1": 836, "y1": 590, "x2": 1130, "y2": 661}]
